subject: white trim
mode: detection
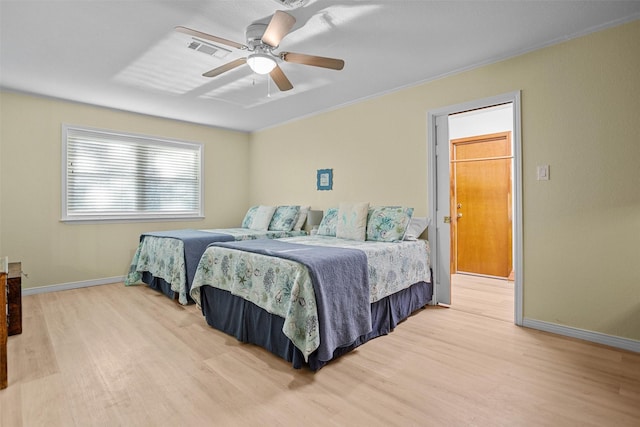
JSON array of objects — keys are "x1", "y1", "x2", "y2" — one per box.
[
  {"x1": 523, "y1": 318, "x2": 640, "y2": 354},
  {"x1": 426, "y1": 111, "x2": 437, "y2": 295},
  {"x1": 22, "y1": 276, "x2": 125, "y2": 296},
  {"x1": 427, "y1": 90, "x2": 523, "y2": 325},
  {"x1": 512, "y1": 93, "x2": 524, "y2": 325}
]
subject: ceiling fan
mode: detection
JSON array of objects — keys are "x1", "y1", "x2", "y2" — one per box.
[{"x1": 176, "y1": 10, "x2": 344, "y2": 92}]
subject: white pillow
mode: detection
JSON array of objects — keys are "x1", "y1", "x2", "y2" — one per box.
[
  {"x1": 250, "y1": 205, "x2": 276, "y2": 231},
  {"x1": 293, "y1": 205, "x2": 311, "y2": 231},
  {"x1": 403, "y1": 217, "x2": 430, "y2": 240},
  {"x1": 336, "y1": 202, "x2": 369, "y2": 241}
]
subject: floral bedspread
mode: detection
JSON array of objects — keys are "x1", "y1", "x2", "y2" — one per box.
[
  {"x1": 125, "y1": 228, "x2": 307, "y2": 305},
  {"x1": 284, "y1": 236, "x2": 431, "y2": 303},
  {"x1": 125, "y1": 235, "x2": 187, "y2": 300},
  {"x1": 189, "y1": 236, "x2": 430, "y2": 360}
]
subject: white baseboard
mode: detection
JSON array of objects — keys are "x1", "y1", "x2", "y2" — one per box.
[
  {"x1": 523, "y1": 317, "x2": 640, "y2": 353},
  {"x1": 22, "y1": 276, "x2": 125, "y2": 296}
]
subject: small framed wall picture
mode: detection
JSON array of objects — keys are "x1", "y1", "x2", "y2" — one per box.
[{"x1": 317, "y1": 168, "x2": 333, "y2": 191}]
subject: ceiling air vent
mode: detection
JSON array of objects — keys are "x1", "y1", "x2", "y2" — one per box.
[
  {"x1": 187, "y1": 38, "x2": 231, "y2": 59},
  {"x1": 270, "y1": 0, "x2": 311, "y2": 8}
]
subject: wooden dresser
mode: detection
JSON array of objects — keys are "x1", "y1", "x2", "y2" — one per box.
[
  {"x1": 7, "y1": 262, "x2": 22, "y2": 336},
  {"x1": 1, "y1": 270, "x2": 7, "y2": 389},
  {"x1": 1, "y1": 262, "x2": 21, "y2": 389}
]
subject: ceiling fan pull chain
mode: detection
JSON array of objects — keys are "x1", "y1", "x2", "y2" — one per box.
[{"x1": 267, "y1": 75, "x2": 271, "y2": 98}]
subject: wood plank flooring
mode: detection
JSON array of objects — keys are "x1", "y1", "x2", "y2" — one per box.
[
  {"x1": 1, "y1": 278, "x2": 639, "y2": 426},
  {"x1": 451, "y1": 273, "x2": 515, "y2": 322}
]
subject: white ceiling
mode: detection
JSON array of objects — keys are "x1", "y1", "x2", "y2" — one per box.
[{"x1": 2, "y1": 1, "x2": 639, "y2": 132}]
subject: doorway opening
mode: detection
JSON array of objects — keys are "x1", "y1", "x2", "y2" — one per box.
[
  {"x1": 450, "y1": 104, "x2": 514, "y2": 276},
  {"x1": 427, "y1": 91, "x2": 522, "y2": 325}
]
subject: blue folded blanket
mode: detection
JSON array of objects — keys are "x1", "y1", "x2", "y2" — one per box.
[{"x1": 211, "y1": 238, "x2": 372, "y2": 363}]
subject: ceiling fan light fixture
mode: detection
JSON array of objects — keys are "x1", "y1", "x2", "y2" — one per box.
[{"x1": 247, "y1": 53, "x2": 276, "y2": 75}]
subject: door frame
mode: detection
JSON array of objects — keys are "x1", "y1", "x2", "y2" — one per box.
[{"x1": 427, "y1": 91, "x2": 523, "y2": 325}]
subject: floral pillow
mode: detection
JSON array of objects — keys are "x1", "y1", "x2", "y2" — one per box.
[
  {"x1": 268, "y1": 205, "x2": 301, "y2": 231},
  {"x1": 316, "y1": 207, "x2": 338, "y2": 236},
  {"x1": 336, "y1": 202, "x2": 369, "y2": 241},
  {"x1": 366, "y1": 206, "x2": 414, "y2": 242},
  {"x1": 241, "y1": 206, "x2": 259, "y2": 228}
]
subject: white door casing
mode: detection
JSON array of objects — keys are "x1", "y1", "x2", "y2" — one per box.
[
  {"x1": 429, "y1": 114, "x2": 451, "y2": 305},
  {"x1": 427, "y1": 91, "x2": 523, "y2": 324}
]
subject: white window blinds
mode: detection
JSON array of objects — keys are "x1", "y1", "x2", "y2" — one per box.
[{"x1": 62, "y1": 125, "x2": 203, "y2": 222}]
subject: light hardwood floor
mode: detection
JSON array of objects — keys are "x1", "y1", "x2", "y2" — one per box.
[{"x1": 1, "y1": 278, "x2": 639, "y2": 426}]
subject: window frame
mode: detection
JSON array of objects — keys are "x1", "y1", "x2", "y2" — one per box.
[{"x1": 61, "y1": 124, "x2": 205, "y2": 223}]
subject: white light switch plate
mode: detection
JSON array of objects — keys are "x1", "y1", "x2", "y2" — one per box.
[{"x1": 537, "y1": 164, "x2": 550, "y2": 181}]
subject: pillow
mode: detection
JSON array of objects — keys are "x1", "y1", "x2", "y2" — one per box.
[
  {"x1": 268, "y1": 205, "x2": 300, "y2": 231},
  {"x1": 403, "y1": 217, "x2": 430, "y2": 241},
  {"x1": 241, "y1": 205, "x2": 259, "y2": 228},
  {"x1": 366, "y1": 206, "x2": 414, "y2": 242},
  {"x1": 336, "y1": 202, "x2": 369, "y2": 241},
  {"x1": 293, "y1": 205, "x2": 311, "y2": 231},
  {"x1": 249, "y1": 205, "x2": 276, "y2": 231},
  {"x1": 316, "y1": 207, "x2": 338, "y2": 236}
]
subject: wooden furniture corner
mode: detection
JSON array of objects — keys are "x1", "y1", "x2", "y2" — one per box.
[
  {"x1": 7, "y1": 262, "x2": 22, "y2": 336},
  {"x1": 1, "y1": 271, "x2": 7, "y2": 389}
]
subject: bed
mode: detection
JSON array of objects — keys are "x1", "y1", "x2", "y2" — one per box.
[
  {"x1": 190, "y1": 233, "x2": 432, "y2": 371},
  {"x1": 125, "y1": 205, "x2": 311, "y2": 304}
]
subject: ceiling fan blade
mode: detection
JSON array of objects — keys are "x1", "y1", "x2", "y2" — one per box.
[
  {"x1": 281, "y1": 52, "x2": 344, "y2": 70},
  {"x1": 261, "y1": 11, "x2": 296, "y2": 47},
  {"x1": 175, "y1": 26, "x2": 247, "y2": 50},
  {"x1": 202, "y1": 58, "x2": 247, "y2": 78},
  {"x1": 269, "y1": 65, "x2": 293, "y2": 91}
]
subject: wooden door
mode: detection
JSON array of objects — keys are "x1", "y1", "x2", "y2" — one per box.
[{"x1": 451, "y1": 132, "x2": 512, "y2": 278}]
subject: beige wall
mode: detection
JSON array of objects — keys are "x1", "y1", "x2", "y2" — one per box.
[
  {"x1": 1, "y1": 20, "x2": 637, "y2": 343},
  {"x1": 250, "y1": 21, "x2": 640, "y2": 341},
  {"x1": 0, "y1": 91, "x2": 250, "y2": 288}
]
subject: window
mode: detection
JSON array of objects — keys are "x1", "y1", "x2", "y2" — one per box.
[{"x1": 62, "y1": 125, "x2": 203, "y2": 222}]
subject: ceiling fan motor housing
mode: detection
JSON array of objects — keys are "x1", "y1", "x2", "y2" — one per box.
[
  {"x1": 246, "y1": 23, "x2": 270, "y2": 50},
  {"x1": 271, "y1": 0, "x2": 310, "y2": 8}
]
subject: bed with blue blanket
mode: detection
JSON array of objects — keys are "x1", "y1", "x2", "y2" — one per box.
[
  {"x1": 125, "y1": 228, "x2": 307, "y2": 304},
  {"x1": 190, "y1": 235, "x2": 432, "y2": 370}
]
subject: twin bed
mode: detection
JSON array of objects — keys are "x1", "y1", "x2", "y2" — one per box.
[
  {"x1": 126, "y1": 203, "x2": 431, "y2": 370},
  {"x1": 125, "y1": 205, "x2": 310, "y2": 304},
  {"x1": 125, "y1": 228, "x2": 306, "y2": 304}
]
